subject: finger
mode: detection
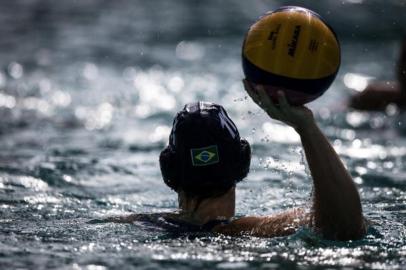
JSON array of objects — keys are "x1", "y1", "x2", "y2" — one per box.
[
  {"x1": 277, "y1": 91, "x2": 291, "y2": 115},
  {"x1": 243, "y1": 80, "x2": 261, "y2": 104},
  {"x1": 243, "y1": 79, "x2": 259, "y2": 95},
  {"x1": 256, "y1": 87, "x2": 284, "y2": 120},
  {"x1": 256, "y1": 85, "x2": 271, "y2": 108},
  {"x1": 255, "y1": 85, "x2": 271, "y2": 105},
  {"x1": 242, "y1": 79, "x2": 250, "y2": 92},
  {"x1": 257, "y1": 86, "x2": 279, "y2": 112},
  {"x1": 242, "y1": 79, "x2": 257, "y2": 97},
  {"x1": 247, "y1": 89, "x2": 261, "y2": 105}
]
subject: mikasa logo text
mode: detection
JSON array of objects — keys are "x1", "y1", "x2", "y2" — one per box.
[{"x1": 288, "y1": 25, "x2": 301, "y2": 57}]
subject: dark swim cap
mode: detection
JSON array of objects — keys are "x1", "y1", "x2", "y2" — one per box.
[{"x1": 159, "y1": 102, "x2": 251, "y2": 198}]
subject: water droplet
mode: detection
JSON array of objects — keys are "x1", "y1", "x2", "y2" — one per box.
[
  {"x1": 83, "y1": 63, "x2": 98, "y2": 80},
  {"x1": 8, "y1": 62, "x2": 24, "y2": 79}
]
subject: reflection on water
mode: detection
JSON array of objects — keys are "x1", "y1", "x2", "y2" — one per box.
[
  {"x1": 0, "y1": 0, "x2": 405, "y2": 269},
  {"x1": 343, "y1": 73, "x2": 372, "y2": 92}
]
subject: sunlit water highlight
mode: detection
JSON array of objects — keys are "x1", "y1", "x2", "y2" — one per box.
[{"x1": 0, "y1": 0, "x2": 405, "y2": 269}]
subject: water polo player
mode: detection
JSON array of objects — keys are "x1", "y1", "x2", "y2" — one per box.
[
  {"x1": 106, "y1": 82, "x2": 366, "y2": 241},
  {"x1": 349, "y1": 37, "x2": 406, "y2": 110}
]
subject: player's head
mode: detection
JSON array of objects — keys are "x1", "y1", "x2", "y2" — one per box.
[{"x1": 159, "y1": 102, "x2": 251, "y2": 198}]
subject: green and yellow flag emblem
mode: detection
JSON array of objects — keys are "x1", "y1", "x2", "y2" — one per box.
[{"x1": 190, "y1": 145, "x2": 219, "y2": 166}]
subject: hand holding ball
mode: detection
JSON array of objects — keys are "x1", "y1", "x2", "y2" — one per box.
[
  {"x1": 243, "y1": 79, "x2": 315, "y2": 131},
  {"x1": 242, "y1": 6, "x2": 340, "y2": 105}
]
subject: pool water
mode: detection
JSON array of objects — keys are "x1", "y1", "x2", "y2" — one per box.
[{"x1": 0, "y1": 0, "x2": 405, "y2": 269}]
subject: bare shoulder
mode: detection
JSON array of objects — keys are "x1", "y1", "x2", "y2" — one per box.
[
  {"x1": 105, "y1": 214, "x2": 143, "y2": 223},
  {"x1": 213, "y1": 208, "x2": 309, "y2": 238},
  {"x1": 96, "y1": 212, "x2": 172, "y2": 224}
]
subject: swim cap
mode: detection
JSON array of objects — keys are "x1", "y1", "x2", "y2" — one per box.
[{"x1": 159, "y1": 102, "x2": 251, "y2": 198}]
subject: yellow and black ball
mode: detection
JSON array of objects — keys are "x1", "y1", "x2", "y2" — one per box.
[{"x1": 242, "y1": 6, "x2": 340, "y2": 105}]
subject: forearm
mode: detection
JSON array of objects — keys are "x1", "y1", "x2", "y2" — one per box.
[
  {"x1": 297, "y1": 122, "x2": 364, "y2": 239},
  {"x1": 105, "y1": 214, "x2": 140, "y2": 223}
]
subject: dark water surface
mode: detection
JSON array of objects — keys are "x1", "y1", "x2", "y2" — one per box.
[{"x1": 0, "y1": 0, "x2": 405, "y2": 269}]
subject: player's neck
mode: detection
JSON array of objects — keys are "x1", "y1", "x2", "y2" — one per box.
[{"x1": 178, "y1": 187, "x2": 235, "y2": 224}]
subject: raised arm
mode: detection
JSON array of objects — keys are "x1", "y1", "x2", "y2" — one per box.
[
  {"x1": 296, "y1": 114, "x2": 365, "y2": 240},
  {"x1": 243, "y1": 80, "x2": 366, "y2": 240}
]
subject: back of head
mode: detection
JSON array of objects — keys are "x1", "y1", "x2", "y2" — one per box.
[{"x1": 160, "y1": 102, "x2": 251, "y2": 198}]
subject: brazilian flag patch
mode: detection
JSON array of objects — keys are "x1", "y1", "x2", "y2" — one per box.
[{"x1": 190, "y1": 145, "x2": 220, "y2": 166}]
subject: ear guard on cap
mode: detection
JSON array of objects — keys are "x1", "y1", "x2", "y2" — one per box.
[
  {"x1": 159, "y1": 145, "x2": 179, "y2": 191},
  {"x1": 236, "y1": 138, "x2": 251, "y2": 181}
]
